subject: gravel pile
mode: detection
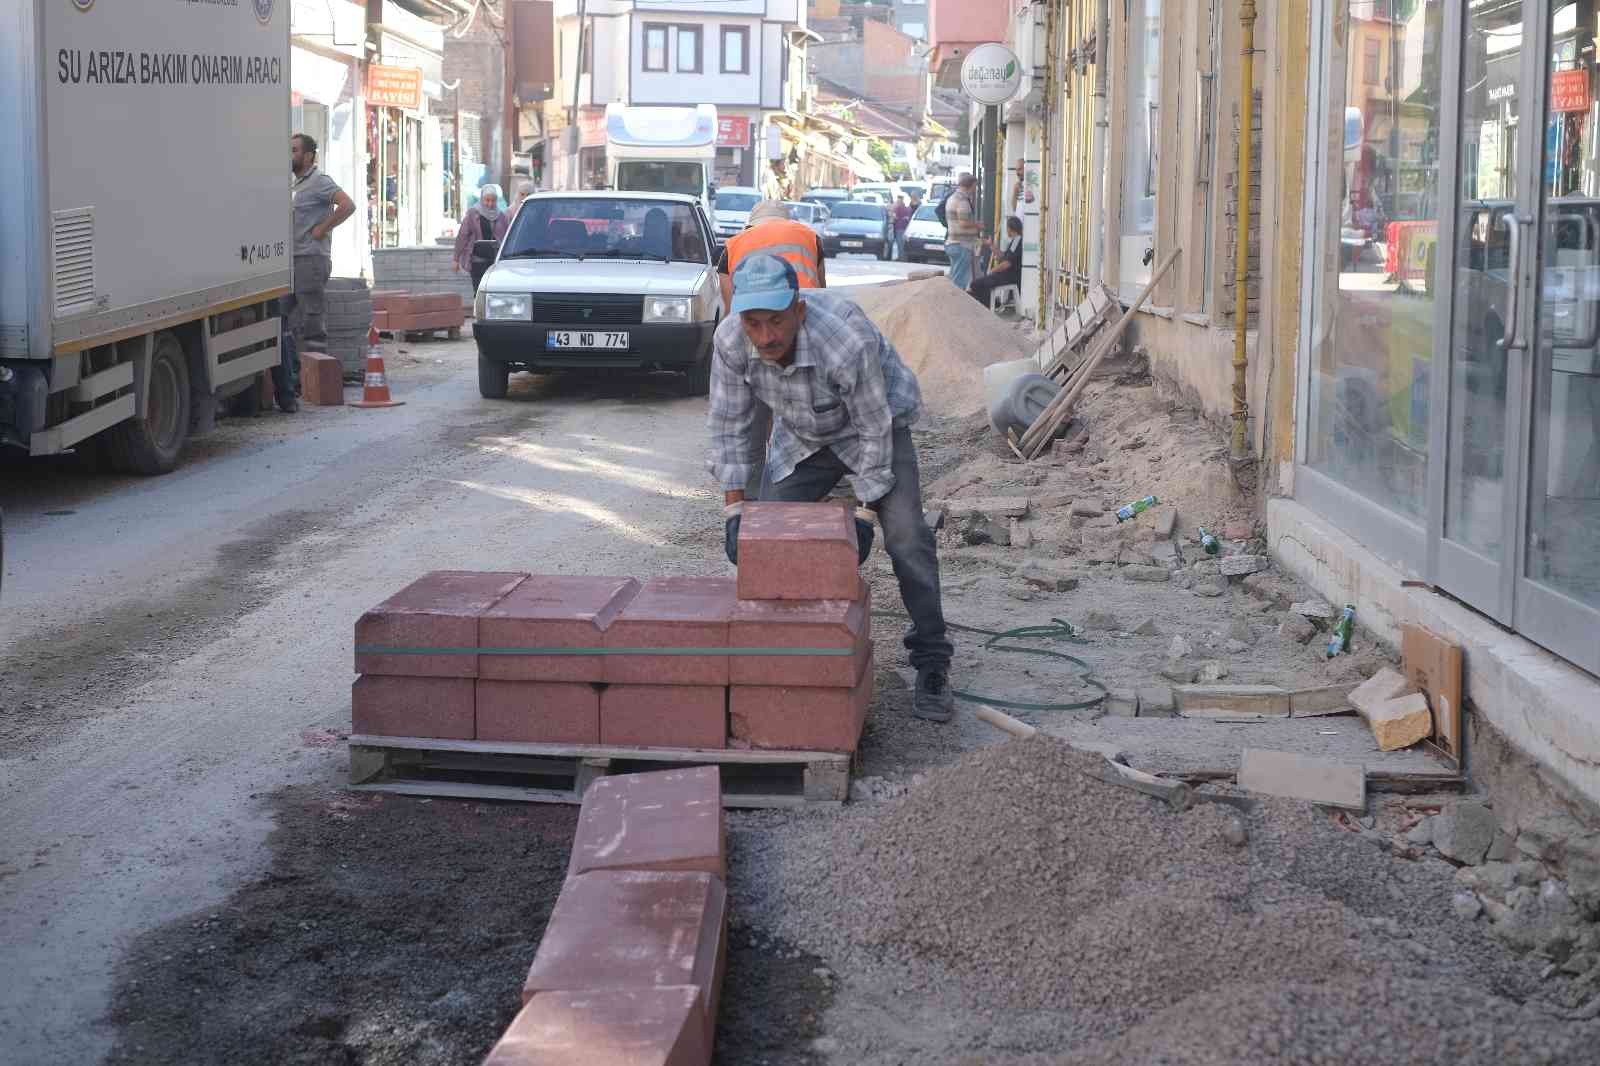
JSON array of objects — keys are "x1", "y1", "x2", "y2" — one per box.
[{"x1": 748, "y1": 737, "x2": 1599, "y2": 1062}]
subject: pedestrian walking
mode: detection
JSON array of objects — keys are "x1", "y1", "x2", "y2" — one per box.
[
  {"x1": 891, "y1": 195, "x2": 912, "y2": 261},
  {"x1": 708, "y1": 254, "x2": 956, "y2": 722},
  {"x1": 943, "y1": 173, "x2": 981, "y2": 291},
  {"x1": 282, "y1": 133, "x2": 354, "y2": 413},
  {"x1": 453, "y1": 184, "x2": 511, "y2": 293},
  {"x1": 970, "y1": 215, "x2": 1024, "y2": 307}
]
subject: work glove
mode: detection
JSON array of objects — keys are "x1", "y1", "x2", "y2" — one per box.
[
  {"x1": 723, "y1": 502, "x2": 743, "y2": 566},
  {"x1": 854, "y1": 506, "x2": 877, "y2": 566}
]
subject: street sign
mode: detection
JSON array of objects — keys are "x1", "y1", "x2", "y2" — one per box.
[
  {"x1": 960, "y1": 43, "x2": 1022, "y2": 106},
  {"x1": 367, "y1": 64, "x2": 423, "y2": 109}
]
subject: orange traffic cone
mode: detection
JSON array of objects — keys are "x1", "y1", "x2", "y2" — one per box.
[{"x1": 350, "y1": 326, "x2": 405, "y2": 409}]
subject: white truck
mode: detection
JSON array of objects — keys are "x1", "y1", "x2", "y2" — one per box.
[
  {"x1": 1, "y1": 0, "x2": 292, "y2": 474},
  {"x1": 603, "y1": 104, "x2": 718, "y2": 216}
]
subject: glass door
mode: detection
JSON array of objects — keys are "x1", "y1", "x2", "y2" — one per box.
[{"x1": 1516, "y1": 1, "x2": 1600, "y2": 674}]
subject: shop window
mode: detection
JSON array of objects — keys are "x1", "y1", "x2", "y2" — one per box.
[
  {"x1": 1305, "y1": 0, "x2": 1445, "y2": 522},
  {"x1": 1119, "y1": 0, "x2": 1161, "y2": 295},
  {"x1": 677, "y1": 26, "x2": 702, "y2": 74},
  {"x1": 721, "y1": 27, "x2": 748, "y2": 74},
  {"x1": 1363, "y1": 37, "x2": 1380, "y2": 86},
  {"x1": 644, "y1": 24, "x2": 668, "y2": 72}
]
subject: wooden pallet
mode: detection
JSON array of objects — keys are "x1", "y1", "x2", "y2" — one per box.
[
  {"x1": 1039, "y1": 283, "x2": 1119, "y2": 382},
  {"x1": 348, "y1": 735, "x2": 852, "y2": 809}
]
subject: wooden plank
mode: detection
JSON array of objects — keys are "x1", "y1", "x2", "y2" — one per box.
[
  {"x1": 352, "y1": 779, "x2": 821, "y2": 810},
  {"x1": 347, "y1": 734, "x2": 848, "y2": 768},
  {"x1": 574, "y1": 757, "x2": 613, "y2": 797},
  {"x1": 1401, "y1": 623, "x2": 1464, "y2": 762},
  {"x1": 349, "y1": 745, "x2": 389, "y2": 785},
  {"x1": 1236, "y1": 748, "x2": 1366, "y2": 811},
  {"x1": 1288, "y1": 683, "x2": 1358, "y2": 717}
]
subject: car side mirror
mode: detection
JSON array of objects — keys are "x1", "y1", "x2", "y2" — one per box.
[{"x1": 473, "y1": 239, "x2": 500, "y2": 262}]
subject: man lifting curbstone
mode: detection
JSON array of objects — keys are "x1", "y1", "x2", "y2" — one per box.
[{"x1": 706, "y1": 254, "x2": 956, "y2": 722}]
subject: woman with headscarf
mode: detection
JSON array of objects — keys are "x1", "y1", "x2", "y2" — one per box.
[{"x1": 453, "y1": 183, "x2": 511, "y2": 292}]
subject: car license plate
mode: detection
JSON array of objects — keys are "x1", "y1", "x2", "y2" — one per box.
[
  {"x1": 927, "y1": 242, "x2": 944, "y2": 251},
  {"x1": 546, "y1": 330, "x2": 629, "y2": 350},
  {"x1": 842, "y1": 240, "x2": 864, "y2": 249}
]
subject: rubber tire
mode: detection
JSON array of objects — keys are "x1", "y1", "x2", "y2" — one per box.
[
  {"x1": 682, "y1": 328, "x2": 715, "y2": 397},
  {"x1": 106, "y1": 331, "x2": 190, "y2": 475},
  {"x1": 478, "y1": 351, "x2": 510, "y2": 399}
]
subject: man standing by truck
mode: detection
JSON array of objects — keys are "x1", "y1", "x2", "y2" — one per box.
[{"x1": 280, "y1": 134, "x2": 355, "y2": 411}]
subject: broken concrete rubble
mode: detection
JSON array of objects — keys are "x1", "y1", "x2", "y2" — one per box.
[
  {"x1": 1219, "y1": 554, "x2": 1269, "y2": 577},
  {"x1": 1433, "y1": 801, "x2": 1500, "y2": 866},
  {"x1": 1365, "y1": 691, "x2": 1434, "y2": 752}
]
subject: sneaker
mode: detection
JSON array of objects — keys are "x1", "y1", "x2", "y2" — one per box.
[{"x1": 912, "y1": 667, "x2": 955, "y2": 722}]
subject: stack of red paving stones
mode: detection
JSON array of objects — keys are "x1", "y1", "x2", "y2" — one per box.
[
  {"x1": 484, "y1": 764, "x2": 728, "y2": 1064},
  {"x1": 371, "y1": 290, "x2": 464, "y2": 336},
  {"x1": 350, "y1": 501, "x2": 874, "y2": 753}
]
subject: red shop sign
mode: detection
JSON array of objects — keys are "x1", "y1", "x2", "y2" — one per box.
[
  {"x1": 717, "y1": 115, "x2": 751, "y2": 148},
  {"x1": 1552, "y1": 68, "x2": 1590, "y2": 113}
]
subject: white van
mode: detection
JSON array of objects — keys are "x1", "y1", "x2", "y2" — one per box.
[{"x1": 711, "y1": 186, "x2": 763, "y2": 239}]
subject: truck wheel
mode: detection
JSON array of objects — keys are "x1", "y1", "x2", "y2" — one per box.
[
  {"x1": 106, "y1": 332, "x2": 190, "y2": 475},
  {"x1": 478, "y1": 352, "x2": 510, "y2": 399}
]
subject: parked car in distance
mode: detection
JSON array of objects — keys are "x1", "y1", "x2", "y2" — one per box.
[
  {"x1": 851, "y1": 182, "x2": 900, "y2": 204},
  {"x1": 851, "y1": 190, "x2": 886, "y2": 205},
  {"x1": 785, "y1": 200, "x2": 830, "y2": 246},
  {"x1": 823, "y1": 201, "x2": 893, "y2": 259},
  {"x1": 711, "y1": 185, "x2": 762, "y2": 239},
  {"x1": 801, "y1": 187, "x2": 851, "y2": 211},
  {"x1": 898, "y1": 180, "x2": 929, "y2": 204},
  {"x1": 928, "y1": 179, "x2": 955, "y2": 205},
  {"x1": 473, "y1": 191, "x2": 723, "y2": 399},
  {"x1": 903, "y1": 202, "x2": 948, "y2": 264}
]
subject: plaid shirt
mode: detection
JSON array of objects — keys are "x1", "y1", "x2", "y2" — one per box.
[{"x1": 707, "y1": 291, "x2": 923, "y2": 503}]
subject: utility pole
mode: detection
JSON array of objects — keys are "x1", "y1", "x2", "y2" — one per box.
[
  {"x1": 568, "y1": 0, "x2": 588, "y2": 190},
  {"x1": 502, "y1": 0, "x2": 516, "y2": 188}
]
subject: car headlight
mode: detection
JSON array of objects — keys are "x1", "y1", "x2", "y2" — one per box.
[
  {"x1": 643, "y1": 296, "x2": 691, "y2": 324},
  {"x1": 483, "y1": 293, "x2": 531, "y2": 320}
]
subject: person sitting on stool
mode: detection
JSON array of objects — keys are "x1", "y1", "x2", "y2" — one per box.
[{"x1": 970, "y1": 215, "x2": 1024, "y2": 307}]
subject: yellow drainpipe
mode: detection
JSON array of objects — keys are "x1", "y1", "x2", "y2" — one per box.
[
  {"x1": 1231, "y1": 0, "x2": 1258, "y2": 460},
  {"x1": 1038, "y1": 0, "x2": 1057, "y2": 323}
]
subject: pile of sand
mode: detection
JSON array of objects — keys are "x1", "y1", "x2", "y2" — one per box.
[{"x1": 848, "y1": 276, "x2": 1033, "y2": 417}]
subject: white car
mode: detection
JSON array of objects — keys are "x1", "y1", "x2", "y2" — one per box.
[
  {"x1": 473, "y1": 191, "x2": 724, "y2": 398},
  {"x1": 903, "y1": 202, "x2": 949, "y2": 264},
  {"x1": 711, "y1": 185, "x2": 762, "y2": 239}
]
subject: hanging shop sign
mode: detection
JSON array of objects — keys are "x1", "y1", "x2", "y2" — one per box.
[
  {"x1": 717, "y1": 115, "x2": 752, "y2": 149},
  {"x1": 367, "y1": 64, "x2": 422, "y2": 109},
  {"x1": 959, "y1": 43, "x2": 1023, "y2": 106},
  {"x1": 1551, "y1": 68, "x2": 1590, "y2": 113}
]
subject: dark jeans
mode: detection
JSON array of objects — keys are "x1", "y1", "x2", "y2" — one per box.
[
  {"x1": 971, "y1": 269, "x2": 1021, "y2": 305},
  {"x1": 471, "y1": 260, "x2": 491, "y2": 293},
  {"x1": 274, "y1": 254, "x2": 331, "y2": 402},
  {"x1": 761, "y1": 424, "x2": 953, "y2": 671}
]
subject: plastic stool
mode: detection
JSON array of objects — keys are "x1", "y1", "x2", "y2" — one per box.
[{"x1": 990, "y1": 284, "x2": 1021, "y2": 313}]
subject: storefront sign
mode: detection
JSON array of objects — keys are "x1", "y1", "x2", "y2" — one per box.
[
  {"x1": 578, "y1": 107, "x2": 608, "y2": 148},
  {"x1": 717, "y1": 115, "x2": 751, "y2": 148},
  {"x1": 367, "y1": 64, "x2": 422, "y2": 109},
  {"x1": 959, "y1": 43, "x2": 1022, "y2": 106},
  {"x1": 1552, "y1": 68, "x2": 1590, "y2": 113}
]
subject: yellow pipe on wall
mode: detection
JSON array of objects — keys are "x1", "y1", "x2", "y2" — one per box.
[{"x1": 1231, "y1": 0, "x2": 1258, "y2": 460}]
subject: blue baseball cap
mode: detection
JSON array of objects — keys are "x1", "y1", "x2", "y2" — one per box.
[{"x1": 730, "y1": 254, "x2": 799, "y2": 314}]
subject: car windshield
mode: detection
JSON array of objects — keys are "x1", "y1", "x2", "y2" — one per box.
[
  {"x1": 829, "y1": 203, "x2": 886, "y2": 221},
  {"x1": 714, "y1": 192, "x2": 759, "y2": 212},
  {"x1": 615, "y1": 161, "x2": 705, "y2": 198},
  {"x1": 501, "y1": 198, "x2": 708, "y2": 264},
  {"x1": 787, "y1": 203, "x2": 816, "y2": 222},
  {"x1": 913, "y1": 204, "x2": 940, "y2": 222}
]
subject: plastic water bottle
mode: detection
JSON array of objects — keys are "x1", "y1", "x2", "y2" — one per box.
[
  {"x1": 1197, "y1": 527, "x2": 1221, "y2": 555},
  {"x1": 1115, "y1": 495, "x2": 1158, "y2": 523},
  {"x1": 1326, "y1": 604, "x2": 1355, "y2": 657}
]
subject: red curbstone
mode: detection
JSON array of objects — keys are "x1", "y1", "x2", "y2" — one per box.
[
  {"x1": 729, "y1": 650, "x2": 875, "y2": 752},
  {"x1": 603, "y1": 577, "x2": 736, "y2": 686},
  {"x1": 735, "y1": 502, "x2": 860, "y2": 601},
  {"x1": 355, "y1": 571, "x2": 529, "y2": 678},
  {"x1": 729, "y1": 582, "x2": 870, "y2": 688},
  {"x1": 522, "y1": 870, "x2": 727, "y2": 1051},
  {"x1": 600, "y1": 686, "x2": 727, "y2": 750},
  {"x1": 299, "y1": 351, "x2": 344, "y2": 406},
  {"x1": 352, "y1": 675, "x2": 475, "y2": 739},
  {"x1": 569, "y1": 766, "x2": 725, "y2": 879},
  {"x1": 484, "y1": 986, "x2": 711, "y2": 1066},
  {"x1": 369, "y1": 290, "x2": 409, "y2": 311},
  {"x1": 479, "y1": 575, "x2": 641, "y2": 683},
  {"x1": 476, "y1": 681, "x2": 601, "y2": 744}
]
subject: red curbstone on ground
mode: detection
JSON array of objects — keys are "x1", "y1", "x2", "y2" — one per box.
[
  {"x1": 600, "y1": 685, "x2": 727, "y2": 749},
  {"x1": 729, "y1": 582, "x2": 871, "y2": 688},
  {"x1": 522, "y1": 870, "x2": 727, "y2": 1051},
  {"x1": 352, "y1": 675, "x2": 476, "y2": 739},
  {"x1": 603, "y1": 577, "x2": 736, "y2": 686},
  {"x1": 569, "y1": 766, "x2": 725, "y2": 879},
  {"x1": 476, "y1": 680, "x2": 602, "y2": 744},
  {"x1": 735, "y1": 502, "x2": 860, "y2": 602},
  {"x1": 355, "y1": 571, "x2": 528, "y2": 678},
  {"x1": 484, "y1": 986, "x2": 711, "y2": 1066},
  {"x1": 729, "y1": 650, "x2": 875, "y2": 752},
  {"x1": 299, "y1": 351, "x2": 344, "y2": 406},
  {"x1": 479, "y1": 576, "x2": 641, "y2": 683}
]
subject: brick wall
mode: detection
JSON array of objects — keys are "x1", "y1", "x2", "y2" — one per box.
[{"x1": 1221, "y1": 89, "x2": 1262, "y2": 329}]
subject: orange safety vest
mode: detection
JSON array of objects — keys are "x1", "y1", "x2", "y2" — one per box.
[{"x1": 725, "y1": 218, "x2": 824, "y2": 288}]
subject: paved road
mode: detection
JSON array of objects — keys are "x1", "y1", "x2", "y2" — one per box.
[{"x1": 0, "y1": 262, "x2": 931, "y2": 1063}]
